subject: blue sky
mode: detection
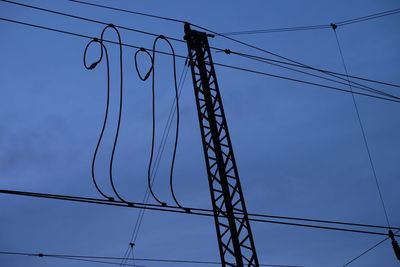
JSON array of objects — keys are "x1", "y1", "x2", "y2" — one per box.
[{"x1": 0, "y1": 0, "x2": 399, "y2": 266}]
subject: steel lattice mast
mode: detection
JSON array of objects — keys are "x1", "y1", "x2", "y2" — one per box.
[{"x1": 184, "y1": 23, "x2": 260, "y2": 267}]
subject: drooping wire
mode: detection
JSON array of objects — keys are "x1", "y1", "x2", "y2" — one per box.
[
  {"x1": 331, "y1": 25, "x2": 391, "y2": 229},
  {"x1": 97, "y1": 24, "x2": 131, "y2": 205},
  {"x1": 161, "y1": 37, "x2": 190, "y2": 212},
  {"x1": 83, "y1": 38, "x2": 114, "y2": 201},
  {"x1": 147, "y1": 35, "x2": 187, "y2": 210},
  {"x1": 120, "y1": 61, "x2": 190, "y2": 267}
]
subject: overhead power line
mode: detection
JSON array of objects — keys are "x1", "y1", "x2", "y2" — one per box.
[
  {"x1": 3, "y1": 0, "x2": 399, "y2": 93},
  {"x1": 337, "y1": 8, "x2": 400, "y2": 26},
  {"x1": 0, "y1": 17, "x2": 398, "y2": 103},
  {"x1": 0, "y1": 188, "x2": 399, "y2": 237},
  {"x1": 0, "y1": 251, "x2": 303, "y2": 267},
  {"x1": 223, "y1": 50, "x2": 400, "y2": 101},
  {"x1": 0, "y1": 0, "x2": 184, "y2": 44},
  {"x1": 64, "y1": 0, "x2": 400, "y2": 89},
  {"x1": 220, "y1": 8, "x2": 400, "y2": 36},
  {"x1": 68, "y1": 0, "x2": 186, "y2": 24},
  {"x1": 222, "y1": 25, "x2": 330, "y2": 36},
  {"x1": 225, "y1": 50, "x2": 400, "y2": 89}
]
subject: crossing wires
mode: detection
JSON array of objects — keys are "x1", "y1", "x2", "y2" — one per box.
[
  {"x1": 220, "y1": 8, "x2": 400, "y2": 35},
  {"x1": 2, "y1": 0, "x2": 399, "y2": 102}
]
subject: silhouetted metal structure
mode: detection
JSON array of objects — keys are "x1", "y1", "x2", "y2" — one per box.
[{"x1": 184, "y1": 23, "x2": 259, "y2": 267}]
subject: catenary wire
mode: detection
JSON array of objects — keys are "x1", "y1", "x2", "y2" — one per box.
[
  {"x1": 1, "y1": 187, "x2": 396, "y2": 231},
  {"x1": 0, "y1": 17, "x2": 398, "y2": 104},
  {"x1": 0, "y1": 251, "x2": 146, "y2": 267},
  {"x1": 228, "y1": 51, "x2": 399, "y2": 100},
  {"x1": 200, "y1": 27, "x2": 400, "y2": 101},
  {"x1": 0, "y1": 251, "x2": 302, "y2": 267},
  {"x1": 0, "y1": 0, "x2": 184, "y2": 44},
  {"x1": 224, "y1": 50, "x2": 400, "y2": 89},
  {"x1": 220, "y1": 8, "x2": 400, "y2": 35},
  {"x1": 83, "y1": 38, "x2": 114, "y2": 201},
  {"x1": 68, "y1": 0, "x2": 185, "y2": 24},
  {"x1": 1, "y1": 188, "x2": 399, "y2": 237},
  {"x1": 333, "y1": 27, "x2": 391, "y2": 228},
  {"x1": 214, "y1": 61, "x2": 400, "y2": 103},
  {"x1": 221, "y1": 25, "x2": 330, "y2": 36},
  {"x1": 337, "y1": 8, "x2": 400, "y2": 26},
  {"x1": 49, "y1": 255, "x2": 145, "y2": 267},
  {"x1": 188, "y1": 17, "x2": 400, "y2": 101},
  {"x1": 64, "y1": 0, "x2": 400, "y2": 89}
]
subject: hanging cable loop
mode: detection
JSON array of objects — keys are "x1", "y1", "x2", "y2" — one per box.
[
  {"x1": 83, "y1": 38, "x2": 103, "y2": 70},
  {"x1": 83, "y1": 37, "x2": 115, "y2": 201},
  {"x1": 134, "y1": 47, "x2": 153, "y2": 81},
  {"x1": 146, "y1": 35, "x2": 187, "y2": 210},
  {"x1": 84, "y1": 24, "x2": 134, "y2": 205},
  {"x1": 97, "y1": 24, "x2": 133, "y2": 205}
]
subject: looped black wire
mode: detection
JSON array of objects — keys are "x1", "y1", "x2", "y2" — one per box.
[
  {"x1": 83, "y1": 37, "x2": 114, "y2": 201},
  {"x1": 83, "y1": 37, "x2": 103, "y2": 70},
  {"x1": 97, "y1": 24, "x2": 133, "y2": 205},
  {"x1": 147, "y1": 35, "x2": 188, "y2": 211},
  {"x1": 134, "y1": 47, "x2": 153, "y2": 81}
]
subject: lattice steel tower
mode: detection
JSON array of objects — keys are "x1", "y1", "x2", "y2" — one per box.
[{"x1": 184, "y1": 23, "x2": 260, "y2": 267}]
